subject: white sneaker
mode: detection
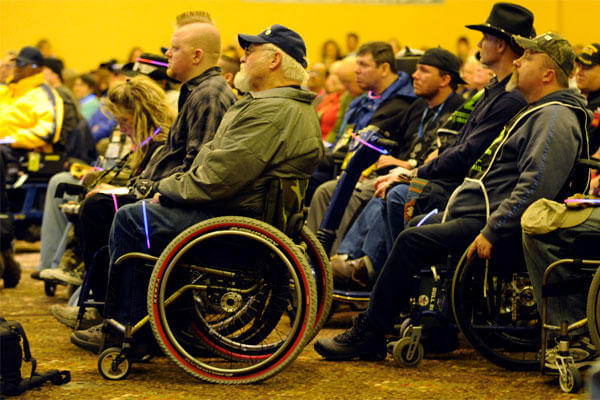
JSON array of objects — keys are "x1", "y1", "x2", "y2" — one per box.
[{"x1": 40, "y1": 267, "x2": 82, "y2": 286}]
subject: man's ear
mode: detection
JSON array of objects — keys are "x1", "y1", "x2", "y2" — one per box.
[
  {"x1": 270, "y1": 51, "x2": 283, "y2": 70},
  {"x1": 223, "y1": 72, "x2": 234, "y2": 86},
  {"x1": 542, "y1": 67, "x2": 556, "y2": 84},
  {"x1": 192, "y1": 48, "x2": 204, "y2": 65},
  {"x1": 439, "y1": 72, "x2": 452, "y2": 89},
  {"x1": 379, "y1": 62, "x2": 391, "y2": 77}
]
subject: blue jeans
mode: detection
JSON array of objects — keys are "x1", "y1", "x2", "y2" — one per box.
[
  {"x1": 39, "y1": 172, "x2": 79, "y2": 271},
  {"x1": 336, "y1": 183, "x2": 409, "y2": 275},
  {"x1": 106, "y1": 200, "x2": 224, "y2": 324}
]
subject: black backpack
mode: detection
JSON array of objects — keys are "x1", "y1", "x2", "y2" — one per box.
[{"x1": 0, "y1": 317, "x2": 70, "y2": 397}]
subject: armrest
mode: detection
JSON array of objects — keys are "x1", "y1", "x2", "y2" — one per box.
[{"x1": 55, "y1": 182, "x2": 86, "y2": 198}]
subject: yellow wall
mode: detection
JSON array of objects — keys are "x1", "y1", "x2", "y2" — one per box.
[{"x1": 0, "y1": 0, "x2": 595, "y2": 73}]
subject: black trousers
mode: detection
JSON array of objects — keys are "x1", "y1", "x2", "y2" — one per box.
[
  {"x1": 366, "y1": 212, "x2": 485, "y2": 332},
  {"x1": 78, "y1": 192, "x2": 136, "y2": 301}
]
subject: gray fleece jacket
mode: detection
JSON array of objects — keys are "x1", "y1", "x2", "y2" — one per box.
[{"x1": 446, "y1": 88, "x2": 591, "y2": 244}]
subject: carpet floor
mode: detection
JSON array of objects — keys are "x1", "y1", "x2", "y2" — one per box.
[{"x1": 0, "y1": 244, "x2": 588, "y2": 399}]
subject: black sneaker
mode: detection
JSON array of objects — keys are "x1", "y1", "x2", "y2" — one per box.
[{"x1": 314, "y1": 313, "x2": 386, "y2": 361}]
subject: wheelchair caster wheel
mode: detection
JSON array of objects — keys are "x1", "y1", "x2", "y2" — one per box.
[
  {"x1": 44, "y1": 281, "x2": 56, "y2": 296},
  {"x1": 98, "y1": 347, "x2": 131, "y2": 380},
  {"x1": 392, "y1": 337, "x2": 424, "y2": 368},
  {"x1": 559, "y1": 366, "x2": 582, "y2": 393}
]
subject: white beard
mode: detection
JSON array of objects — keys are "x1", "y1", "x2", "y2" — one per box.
[{"x1": 234, "y1": 65, "x2": 251, "y2": 92}]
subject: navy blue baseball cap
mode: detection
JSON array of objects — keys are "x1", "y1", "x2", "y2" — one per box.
[
  {"x1": 15, "y1": 46, "x2": 43, "y2": 67},
  {"x1": 238, "y1": 24, "x2": 308, "y2": 68}
]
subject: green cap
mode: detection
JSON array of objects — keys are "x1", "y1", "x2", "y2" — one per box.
[{"x1": 513, "y1": 32, "x2": 576, "y2": 77}]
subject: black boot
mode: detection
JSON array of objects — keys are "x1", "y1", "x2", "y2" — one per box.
[{"x1": 314, "y1": 313, "x2": 386, "y2": 361}]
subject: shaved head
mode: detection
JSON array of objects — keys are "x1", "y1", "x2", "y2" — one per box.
[
  {"x1": 166, "y1": 21, "x2": 222, "y2": 82},
  {"x1": 337, "y1": 56, "x2": 362, "y2": 96}
]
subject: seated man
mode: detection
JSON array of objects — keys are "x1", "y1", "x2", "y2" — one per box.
[
  {"x1": 314, "y1": 32, "x2": 588, "y2": 361},
  {"x1": 307, "y1": 41, "x2": 418, "y2": 254},
  {"x1": 574, "y1": 43, "x2": 600, "y2": 156},
  {"x1": 329, "y1": 47, "x2": 466, "y2": 289},
  {"x1": 0, "y1": 46, "x2": 64, "y2": 161},
  {"x1": 329, "y1": 1, "x2": 533, "y2": 288},
  {"x1": 521, "y1": 43, "x2": 600, "y2": 348},
  {"x1": 70, "y1": 24, "x2": 324, "y2": 351}
]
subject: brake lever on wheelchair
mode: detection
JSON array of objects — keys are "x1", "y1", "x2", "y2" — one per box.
[{"x1": 55, "y1": 182, "x2": 86, "y2": 198}]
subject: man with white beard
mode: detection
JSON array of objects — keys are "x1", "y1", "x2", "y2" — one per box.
[{"x1": 70, "y1": 24, "x2": 324, "y2": 353}]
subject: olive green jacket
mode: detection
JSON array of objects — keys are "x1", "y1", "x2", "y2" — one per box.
[{"x1": 158, "y1": 86, "x2": 324, "y2": 216}]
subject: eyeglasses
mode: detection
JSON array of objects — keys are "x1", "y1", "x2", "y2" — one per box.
[
  {"x1": 244, "y1": 45, "x2": 275, "y2": 58},
  {"x1": 14, "y1": 59, "x2": 37, "y2": 68}
]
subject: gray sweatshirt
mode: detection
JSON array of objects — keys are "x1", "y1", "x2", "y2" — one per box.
[{"x1": 446, "y1": 88, "x2": 591, "y2": 244}]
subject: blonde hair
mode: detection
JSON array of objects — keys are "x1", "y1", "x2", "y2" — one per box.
[
  {"x1": 103, "y1": 75, "x2": 175, "y2": 170},
  {"x1": 175, "y1": 11, "x2": 213, "y2": 27}
]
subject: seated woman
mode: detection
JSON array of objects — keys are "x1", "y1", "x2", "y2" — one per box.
[
  {"x1": 72, "y1": 73, "x2": 101, "y2": 121},
  {"x1": 43, "y1": 75, "x2": 173, "y2": 327}
]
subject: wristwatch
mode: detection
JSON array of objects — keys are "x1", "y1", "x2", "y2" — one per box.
[{"x1": 408, "y1": 159, "x2": 418, "y2": 169}]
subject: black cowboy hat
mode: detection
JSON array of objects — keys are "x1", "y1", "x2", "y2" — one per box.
[{"x1": 466, "y1": 2, "x2": 535, "y2": 41}]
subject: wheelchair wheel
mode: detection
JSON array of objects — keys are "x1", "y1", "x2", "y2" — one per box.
[
  {"x1": 586, "y1": 267, "x2": 600, "y2": 351},
  {"x1": 559, "y1": 366, "x2": 582, "y2": 393},
  {"x1": 148, "y1": 216, "x2": 317, "y2": 384},
  {"x1": 298, "y1": 227, "x2": 333, "y2": 342},
  {"x1": 98, "y1": 347, "x2": 130, "y2": 380},
  {"x1": 452, "y1": 251, "x2": 540, "y2": 371},
  {"x1": 392, "y1": 337, "x2": 424, "y2": 368}
]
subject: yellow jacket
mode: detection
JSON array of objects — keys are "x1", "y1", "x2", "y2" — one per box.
[{"x1": 0, "y1": 72, "x2": 64, "y2": 152}]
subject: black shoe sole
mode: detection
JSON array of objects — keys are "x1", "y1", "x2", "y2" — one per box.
[
  {"x1": 314, "y1": 341, "x2": 386, "y2": 361},
  {"x1": 70, "y1": 334, "x2": 101, "y2": 353}
]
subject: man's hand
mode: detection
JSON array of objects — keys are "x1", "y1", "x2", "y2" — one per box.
[
  {"x1": 151, "y1": 192, "x2": 161, "y2": 204},
  {"x1": 424, "y1": 149, "x2": 438, "y2": 165},
  {"x1": 467, "y1": 233, "x2": 493, "y2": 260},
  {"x1": 373, "y1": 167, "x2": 411, "y2": 198}
]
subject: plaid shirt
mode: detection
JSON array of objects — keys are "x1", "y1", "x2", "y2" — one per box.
[{"x1": 133, "y1": 67, "x2": 236, "y2": 192}]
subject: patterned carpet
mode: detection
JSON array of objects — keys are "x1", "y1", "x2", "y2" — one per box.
[{"x1": 0, "y1": 245, "x2": 589, "y2": 399}]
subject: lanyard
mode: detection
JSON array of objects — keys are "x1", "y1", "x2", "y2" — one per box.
[{"x1": 417, "y1": 92, "x2": 454, "y2": 139}]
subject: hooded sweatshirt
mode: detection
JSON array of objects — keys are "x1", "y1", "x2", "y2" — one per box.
[{"x1": 446, "y1": 88, "x2": 591, "y2": 244}]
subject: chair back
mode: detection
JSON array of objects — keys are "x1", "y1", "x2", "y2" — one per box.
[{"x1": 262, "y1": 178, "x2": 309, "y2": 237}]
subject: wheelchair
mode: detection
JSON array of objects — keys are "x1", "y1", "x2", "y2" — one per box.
[
  {"x1": 93, "y1": 179, "x2": 333, "y2": 384},
  {"x1": 451, "y1": 242, "x2": 541, "y2": 372},
  {"x1": 6, "y1": 150, "x2": 66, "y2": 238},
  {"x1": 537, "y1": 231, "x2": 600, "y2": 393}
]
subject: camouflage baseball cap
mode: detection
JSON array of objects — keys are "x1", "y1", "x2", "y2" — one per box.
[{"x1": 513, "y1": 32, "x2": 576, "y2": 76}]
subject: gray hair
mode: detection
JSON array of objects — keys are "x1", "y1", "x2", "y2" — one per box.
[{"x1": 262, "y1": 43, "x2": 308, "y2": 85}]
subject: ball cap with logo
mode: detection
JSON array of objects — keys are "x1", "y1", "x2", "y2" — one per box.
[
  {"x1": 514, "y1": 32, "x2": 576, "y2": 77},
  {"x1": 577, "y1": 43, "x2": 600, "y2": 67},
  {"x1": 238, "y1": 24, "x2": 308, "y2": 69}
]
